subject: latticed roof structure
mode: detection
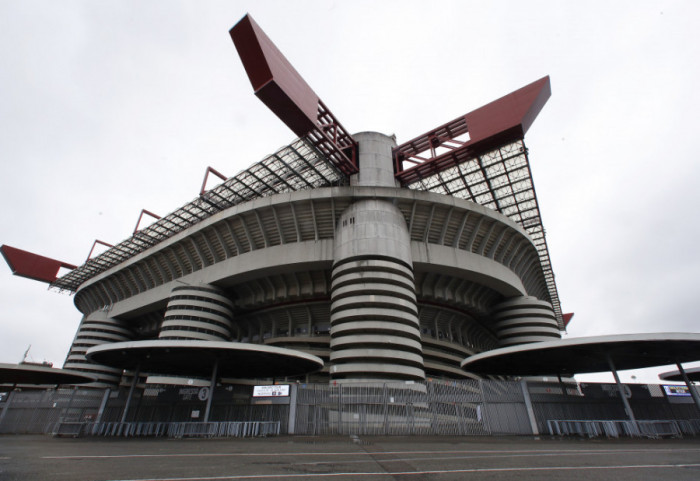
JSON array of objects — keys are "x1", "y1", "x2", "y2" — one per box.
[
  {"x1": 51, "y1": 132, "x2": 561, "y2": 327},
  {"x1": 51, "y1": 139, "x2": 346, "y2": 293}
]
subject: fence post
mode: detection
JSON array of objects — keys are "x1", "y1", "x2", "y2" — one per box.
[
  {"x1": 454, "y1": 401, "x2": 463, "y2": 435},
  {"x1": 66, "y1": 387, "x2": 77, "y2": 412},
  {"x1": 337, "y1": 384, "x2": 342, "y2": 435},
  {"x1": 287, "y1": 383, "x2": 298, "y2": 435},
  {"x1": 121, "y1": 364, "x2": 140, "y2": 424},
  {"x1": 383, "y1": 383, "x2": 388, "y2": 435},
  {"x1": 427, "y1": 381, "x2": 438, "y2": 434},
  {"x1": 0, "y1": 390, "x2": 15, "y2": 431},
  {"x1": 93, "y1": 388, "x2": 111, "y2": 434},
  {"x1": 520, "y1": 379, "x2": 539, "y2": 435},
  {"x1": 478, "y1": 380, "x2": 492, "y2": 434}
]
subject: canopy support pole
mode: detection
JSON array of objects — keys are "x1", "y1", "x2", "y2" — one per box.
[
  {"x1": 606, "y1": 354, "x2": 638, "y2": 434},
  {"x1": 676, "y1": 361, "x2": 700, "y2": 412},
  {"x1": 0, "y1": 390, "x2": 15, "y2": 428},
  {"x1": 203, "y1": 359, "x2": 219, "y2": 423},
  {"x1": 120, "y1": 364, "x2": 140, "y2": 424},
  {"x1": 520, "y1": 379, "x2": 539, "y2": 435},
  {"x1": 94, "y1": 387, "x2": 111, "y2": 431}
]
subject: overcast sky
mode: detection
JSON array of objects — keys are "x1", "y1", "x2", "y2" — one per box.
[{"x1": 1, "y1": 1, "x2": 699, "y2": 384}]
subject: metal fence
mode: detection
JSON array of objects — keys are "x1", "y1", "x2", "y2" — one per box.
[
  {"x1": 526, "y1": 380, "x2": 700, "y2": 436},
  {"x1": 0, "y1": 388, "x2": 107, "y2": 434},
  {"x1": 2, "y1": 380, "x2": 699, "y2": 438},
  {"x1": 293, "y1": 380, "x2": 530, "y2": 436}
]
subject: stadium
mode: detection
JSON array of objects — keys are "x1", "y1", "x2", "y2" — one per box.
[
  {"x1": 0, "y1": 15, "x2": 565, "y2": 391},
  {"x1": 4, "y1": 14, "x2": 700, "y2": 440}
]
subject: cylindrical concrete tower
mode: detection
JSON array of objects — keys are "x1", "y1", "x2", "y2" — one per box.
[
  {"x1": 491, "y1": 296, "x2": 560, "y2": 346},
  {"x1": 159, "y1": 284, "x2": 234, "y2": 341},
  {"x1": 329, "y1": 132, "x2": 425, "y2": 383},
  {"x1": 63, "y1": 310, "x2": 134, "y2": 386}
]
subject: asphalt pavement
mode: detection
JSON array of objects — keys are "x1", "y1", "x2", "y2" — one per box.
[{"x1": 2, "y1": 434, "x2": 700, "y2": 480}]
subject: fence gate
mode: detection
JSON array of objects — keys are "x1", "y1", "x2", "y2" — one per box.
[{"x1": 293, "y1": 380, "x2": 522, "y2": 435}]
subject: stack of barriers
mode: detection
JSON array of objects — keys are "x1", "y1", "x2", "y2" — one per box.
[
  {"x1": 546, "y1": 419, "x2": 695, "y2": 438},
  {"x1": 51, "y1": 420, "x2": 280, "y2": 438}
]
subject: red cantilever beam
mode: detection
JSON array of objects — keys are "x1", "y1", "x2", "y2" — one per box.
[
  {"x1": 394, "y1": 76, "x2": 551, "y2": 184},
  {"x1": 0, "y1": 245, "x2": 77, "y2": 284},
  {"x1": 230, "y1": 14, "x2": 319, "y2": 138},
  {"x1": 230, "y1": 14, "x2": 357, "y2": 176}
]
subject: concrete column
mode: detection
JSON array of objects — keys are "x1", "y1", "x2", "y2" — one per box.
[
  {"x1": 63, "y1": 312, "x2": 134, "y2": 387},
  {"x1": 159, "y1": 284, "x2": 234, "y2": 341},
  {"x1": 329, "y1": 132, "x2": 424, "y2": 384},
  {"x1": 351, "y1": 131, "x2": 400, "y2": 188},
  {"x1": 491, "y1": 296, "x2": 560, "y2": 346}
]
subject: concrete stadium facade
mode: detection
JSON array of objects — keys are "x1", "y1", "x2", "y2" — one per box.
[{"x1": 61, "y1": 131, "x2": 562, "y2": 387}]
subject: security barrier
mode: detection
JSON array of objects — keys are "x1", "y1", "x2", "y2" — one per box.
[
  {"x1": 546, "y1": 419, "x2": 686, "y2": 438},
  {"x1": 50, "y1": 420, "x2": 280, "y2": 438}
]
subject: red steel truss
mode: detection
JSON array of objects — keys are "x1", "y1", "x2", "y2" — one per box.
[
  {"x1": 393, "y1": 77, "x2": 563, "y2": 328},
  {"x1": 86, "y1": 240, "x2": 114, "y2": 262},
  {"x1": 230, "y1": 14, "x2": 357, "y2": 176},
  {"x1": 394, "y1": 76, "x2": 551, "y2": 184},
  {"x1": 0, "y1": 245, "x2": 77, "y2": 284},
  {"x1": 133, "y1": 209, "x2": 161, "y2": 235}
]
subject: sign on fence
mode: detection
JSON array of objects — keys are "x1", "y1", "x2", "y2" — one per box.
[
  {"x1": 253, "y1": 385, "x2": 290, "y2": 397},
  {"x1": 663, "y1": 385, "x2": 690, "y2": 397}
]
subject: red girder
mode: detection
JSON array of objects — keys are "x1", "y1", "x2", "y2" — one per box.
[
  {"x1": 394, "y1": 76, "x2": 551, "y2": 185},
  {"x1": 86, "y1": 239, "x2": 114, "y2": 262},
  {"x1": 200, "y1": 166, "x2": 228, "y2": 196},
  {"x1": 230, "y1": 14, "x2": 357, "y2": 176},
  {"x1": 1, "y1": 245, "x2": 77, "y2": 284},
  {"x1": 397, "y1": 116, "x2": 469, "y2": 164},
  {"x1": 133, "y1": 209, "x2": 161, "y2": 234}
]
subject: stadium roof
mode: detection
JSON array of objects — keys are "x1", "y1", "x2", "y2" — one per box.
[
  {"x1": 49, "y1": 133, "x2": 562, "y2": 325},
  {"x1": 0, "y1": 15, "x2": 564, "y2": 330},
  {"x1": 402, "y1": 138, "x2": 560, "y2": 324},
  {"x1": 50, "y1": 138, "x2": 344, "y2": 292},
  {"x1": 43, "y1": 72, "x2": 562, "y2": 327}
]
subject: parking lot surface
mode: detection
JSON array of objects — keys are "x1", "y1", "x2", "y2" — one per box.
[{"x1": 1, "y1": 434, "x2": 700, "y2": 480}]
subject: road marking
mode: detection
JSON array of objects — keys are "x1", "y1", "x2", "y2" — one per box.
[
  {"x1": 294, "y1": 449, "x2": 671, "y2": 466},
  {"x1": 41, "y1": 447, "x2": 700, "y2": 460},
  {"x1": 107, "y1": 464, "x2": 700, "y2": 481}
]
